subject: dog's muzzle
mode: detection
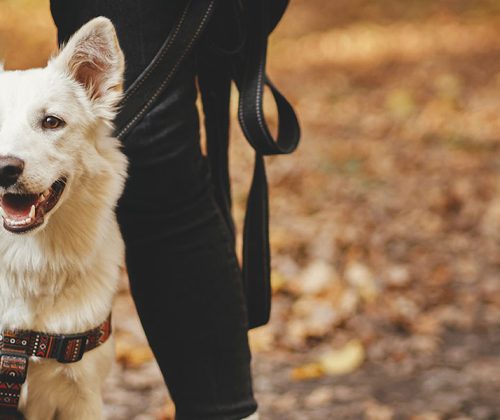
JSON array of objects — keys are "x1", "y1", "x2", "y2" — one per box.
[{"x1": 0, "y1": 177, "x2": 67, "y2": 234}]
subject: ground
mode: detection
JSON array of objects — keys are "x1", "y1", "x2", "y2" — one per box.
[{"x1": 1, "y1": 0, "x2": 500, "y2": 419}]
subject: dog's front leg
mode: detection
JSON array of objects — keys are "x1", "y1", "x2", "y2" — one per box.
[
  {"x1": 23, "y1": 341, "x2": 113, "y2": 420},
  {"x1": 53, "y1": 391, "x2": 104, "y2": 420},
  {"x1": 23, "y1": 364, "x2": 106, "y2": 420},
  {"x1": 24, "y1": 389, "x2": 103, "y2": 420}
]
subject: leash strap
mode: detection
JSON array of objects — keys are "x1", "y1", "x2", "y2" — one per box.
[
  {"x1": 199, "y1": 0, "x2": 300, "y2": 328},
  {"x1": 0, "y1": 315, "x2": 112, "y2": 416},
  {"x1": 114, "y1": 0, "x2": 300, "y2": 329},
  {"x1": 236, "y1": 0, "x2": 300, "y2": 327},
  {"x1": 114, "y1": 0, "x2": 216, "y2": 139}
]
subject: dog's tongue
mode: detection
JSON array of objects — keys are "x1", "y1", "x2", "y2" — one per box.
[{"x1": 1, "y1": 193, "x2": 38, "y2": 218}]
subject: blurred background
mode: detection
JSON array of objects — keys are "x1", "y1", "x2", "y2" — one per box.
[{"x1": 2, "y1": 0, "x2": 500, "y2": 418}]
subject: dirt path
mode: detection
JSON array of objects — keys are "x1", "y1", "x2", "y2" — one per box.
[{"x1": 254, "y1": 327, "x2": 500, "y2": 419}]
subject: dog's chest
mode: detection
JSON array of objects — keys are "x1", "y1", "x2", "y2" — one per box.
[{"x1": 0, "y1": 257, "x2": 117, "y2": 333}]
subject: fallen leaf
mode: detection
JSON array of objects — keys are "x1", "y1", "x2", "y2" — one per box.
[
  {"x1": 248, "y1": 325, "x2": 275, "y2": 352},
  {"x1": 291, "y1": 363, "x2": 324, "y2": 381},
  {"x1": 410, "y1": 413, "x2": 442, "y2": 420},
  {"x1": 116, "y1": 341, "x2": 155, "y2": 368},
  {"x1": 155, "y1": 401, "x2": 176, "y2": 420},
  {"x1": 292, "y1": 298, "x2": 339, "y2": 337},
  {"x1": 304, "y1": 386, "x2": 335, "y2": 407},
  {"x1": 385, "y1": 265, "x2": 411, "y2": 288},
  {"x1": 271, "y1": 270, "x2": 287, "y2": 293},
  {"x1": 364, "y1": 399, "x2": 394, "y2": 420},
  {"x1": 320, "y1": 339, "x2": 365, "y2": 375},
  {"x1": 298, "y1": 260, "x2": 338, "y2": 295},
  {"x1": 345, "y1": 262, "x2": 378, "y2": 303},
  {"x1": 385, "y1": 88, "x2": 415, "y2": 119}
]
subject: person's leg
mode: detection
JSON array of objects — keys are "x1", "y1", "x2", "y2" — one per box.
[{"x1": 50, "y1": 2, "x2": 258, "y2": 419}]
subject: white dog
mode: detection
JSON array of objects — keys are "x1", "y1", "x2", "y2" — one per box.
[{"x1": 0, "y1": 17, "x2": 127, "y2": 419}]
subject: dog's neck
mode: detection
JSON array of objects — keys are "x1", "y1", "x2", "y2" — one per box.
[{"x1": 0, "y1": 179, "x2": 124, "y2": 333}]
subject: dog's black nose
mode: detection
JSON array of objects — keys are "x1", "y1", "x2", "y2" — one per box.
[{"x1": 0, "y1": 156, "x2": 24, "y2": 187}]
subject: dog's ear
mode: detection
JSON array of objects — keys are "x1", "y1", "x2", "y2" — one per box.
[{"x1": 52, "y1": 17, "x2": 124, "y2": 112}]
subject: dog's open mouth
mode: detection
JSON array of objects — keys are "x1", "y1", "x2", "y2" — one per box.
[{"x1": 0, "y1": 178, "x2": 66, "y2": 233}]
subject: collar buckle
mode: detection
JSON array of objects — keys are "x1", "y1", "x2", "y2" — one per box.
[{"x1": 56, "y1": 335, "x2": 87, "y2": 364}]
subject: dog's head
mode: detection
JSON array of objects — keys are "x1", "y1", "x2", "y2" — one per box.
[{"x1": 0, "y1": 17, "x2": 126, "y2": 236}]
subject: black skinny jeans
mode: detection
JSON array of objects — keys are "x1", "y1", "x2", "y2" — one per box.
[{"x1": 50, "y1": 1, "x2": 257, "y2": 419}]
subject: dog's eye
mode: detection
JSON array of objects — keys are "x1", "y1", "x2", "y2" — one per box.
[{"x1": 42, "y1": 116, "x2": 64, "y2": 130}]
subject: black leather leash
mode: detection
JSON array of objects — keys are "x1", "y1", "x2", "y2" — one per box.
[
  {"x1": 115, "y1": 0, "x2": 300, "y2": 329},
  {"x1": 114, "y1": 0, "x2": 216, "y2": 139}
]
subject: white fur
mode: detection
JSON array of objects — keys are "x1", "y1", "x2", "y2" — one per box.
[
  {"x1": 0, "y1": 18, "x2": 127, "y2": 419},
  {"x1": 241, "y1": 414, "x2": 259, "y2": 420}
]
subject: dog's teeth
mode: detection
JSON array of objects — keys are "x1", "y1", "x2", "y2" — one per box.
[
  {"x1": 29, "y1": 205, "x2": 35, "y2": 219},
  {"x1": 40, "y1": 190, "x2": 49, "y2": 201},
  {"x1": 5, "y1": 216, "x2": 32, "y2": 226},
  {"x1": 0, "y1": 207, "x2": 4, "y2": 219}
]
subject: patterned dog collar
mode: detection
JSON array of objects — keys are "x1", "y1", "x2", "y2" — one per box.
[{"x1": 0, "y1": 314, "x2": 112, "y2": 417}]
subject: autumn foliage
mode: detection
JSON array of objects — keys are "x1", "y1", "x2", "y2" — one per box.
[{"x1": 2, "y1": 0, "x2": 500, "y2": 418}]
